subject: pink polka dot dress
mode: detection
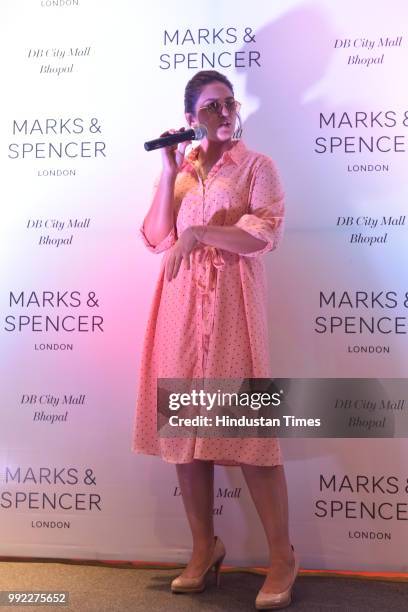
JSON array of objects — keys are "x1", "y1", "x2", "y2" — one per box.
[{"x1": 132, "y1": 140, "x2": 285, "y2": 466}]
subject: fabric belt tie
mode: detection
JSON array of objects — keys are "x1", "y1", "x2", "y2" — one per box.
[
  {"x1": 196, "y1": 246, "x2": 225, "y2": 377},
  {"x1": 196, "y1": 246, "x2": 225, "y2": 295}
]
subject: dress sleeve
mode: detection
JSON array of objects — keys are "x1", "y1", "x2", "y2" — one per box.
[
  {"x1": 139, "y1": 175, "x2": 178, "y2": 254},
  {"x1": 139, "y1": 222, "x2": 177, "y2": 253},
  {"x1": 234, "y1": 157, "x2": 285, "y2": 257}
]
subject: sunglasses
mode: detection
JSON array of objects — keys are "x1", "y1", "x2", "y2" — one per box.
[{"x1": 198, "y1": 98, "x2": 241, "y2": 115}]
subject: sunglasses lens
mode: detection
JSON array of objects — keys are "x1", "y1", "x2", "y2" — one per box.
[{"x1": 201, "y1": 100, "x2": 240, "y2": 114}]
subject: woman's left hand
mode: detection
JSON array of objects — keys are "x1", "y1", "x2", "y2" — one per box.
[{"x1": 165, "y1": 227, "x2": 200, "y2": 281}]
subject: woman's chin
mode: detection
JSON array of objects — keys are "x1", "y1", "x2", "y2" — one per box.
[{"x1": 213, "y1": 128, "x2": 233, "y2": 141}]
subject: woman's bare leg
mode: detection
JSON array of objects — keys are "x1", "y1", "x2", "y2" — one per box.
[
  {"x1": 175, "y1": 459, "x2": 215, "y2": 577},
  {"x1": 241, "y1": 463, "x2": 296, "y2": 592}
]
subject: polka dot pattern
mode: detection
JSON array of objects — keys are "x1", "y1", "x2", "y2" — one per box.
[{"x1": 131, "y1": 140, "x2": 285, "y2": 466}]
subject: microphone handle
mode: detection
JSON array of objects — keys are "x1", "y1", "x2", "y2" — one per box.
[{"x1": 144, "y1": 129, "x2": 195, "y2": 152}]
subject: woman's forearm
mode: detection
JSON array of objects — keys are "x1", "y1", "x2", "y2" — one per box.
[
  {"x1": 191, "y1": 225, "x2": 267, "y2": 254},
  {"x1": 143, "y1": 171, "x2": 177, "y2": 246}
]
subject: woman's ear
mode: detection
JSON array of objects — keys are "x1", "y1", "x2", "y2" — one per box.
[{"x1": 185, "y1": 112, "x2": 196, "y2": 127}]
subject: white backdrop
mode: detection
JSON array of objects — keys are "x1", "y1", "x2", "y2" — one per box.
[{"x1": 1, "y1": 0, "x2": 408, "y2": 572}]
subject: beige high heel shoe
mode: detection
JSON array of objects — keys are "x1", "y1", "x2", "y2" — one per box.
[
  {"x1": 255, "y1": 545, "x2": 300, "y2": 610},
  {"x1": 171, "y1": 535, "x2": 226, "y2": 593}
]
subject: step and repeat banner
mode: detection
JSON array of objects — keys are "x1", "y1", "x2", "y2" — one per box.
[{"x1": 1, "y1": 0, "x2": 408, "y2": 572}]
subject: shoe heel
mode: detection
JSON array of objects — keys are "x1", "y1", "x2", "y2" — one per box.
[{"x1": 213, "y1": 552, "x2": 225, "y2": 587}]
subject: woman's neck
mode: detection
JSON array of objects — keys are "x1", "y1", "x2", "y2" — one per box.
[{"x1": 198, "y1": 138, "x2": 234, "y2": 166}]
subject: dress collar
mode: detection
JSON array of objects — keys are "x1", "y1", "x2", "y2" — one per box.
[
  {"x1": 225, "y1": 139, "x2": 248, "y2": 165},
  {"x1": 184, "y1": 140, "x2": 248, "y2": 170}
]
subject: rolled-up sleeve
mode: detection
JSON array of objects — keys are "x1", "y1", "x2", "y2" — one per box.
[
  {"x1": 139, "y1": 176, "x2": 178, "y2": 254},
  {"x1": 234, "y1": 157, "x2": 285, "y2": 257},
  {"x1": 139, "y1": 222, "x2": 177, "y2": 253}
]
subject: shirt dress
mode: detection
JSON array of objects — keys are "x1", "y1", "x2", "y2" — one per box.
[{"x1": 132, "y1": 139, "x2": 285, "y2": 466}]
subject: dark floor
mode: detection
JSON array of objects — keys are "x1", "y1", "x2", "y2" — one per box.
[{"x1": 0, "y1": 560, "x2": 407, "y2": 611}]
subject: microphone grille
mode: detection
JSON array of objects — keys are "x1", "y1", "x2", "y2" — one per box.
[{"x1": 194, "y1": 124, "x2": 208, "y2": 140}]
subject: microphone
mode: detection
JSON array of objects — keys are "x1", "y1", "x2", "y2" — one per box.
[{"x1": 144, "y1": 125, "x2": 207, "y2": 151}]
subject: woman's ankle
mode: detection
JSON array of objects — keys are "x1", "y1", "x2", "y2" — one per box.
[
  {"x1": 192, "y1": 535, "x2": 216, "y2": 556},
  {"x1": 268, "y1": 544, "x2": 294, "y2": 565}
]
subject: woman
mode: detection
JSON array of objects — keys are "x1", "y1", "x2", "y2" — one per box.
[{"x1": 132, "y1": 70, "x2": 299, "y2": 610}]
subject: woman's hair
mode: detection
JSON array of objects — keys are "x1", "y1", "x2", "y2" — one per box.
[{"x1": 184, "y1": 70, "x2": 234, "y2": 114}]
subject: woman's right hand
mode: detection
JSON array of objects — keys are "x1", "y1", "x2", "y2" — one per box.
[
  {"x1": 160, "y1": 127, "x2": 192, "y2": 176},
  {"x1": 165, "y1": 226, "x2": 199, "y2": 281}
]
